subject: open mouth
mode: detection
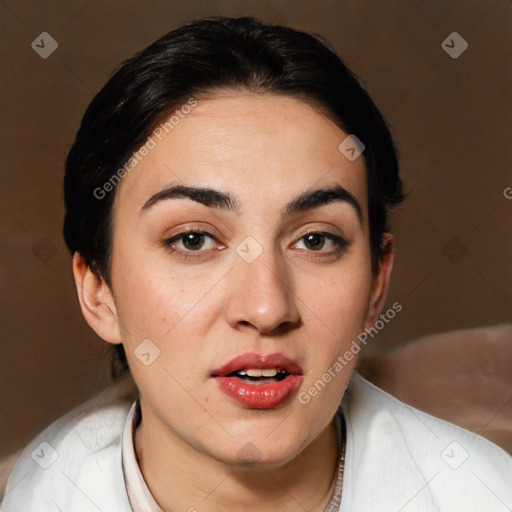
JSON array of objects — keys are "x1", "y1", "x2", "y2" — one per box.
[
  {"x1": 211, "y1": 353, "x2": 303, "y2": 409},
  {"x1": 224, "y1": 368, "x2": 291, "y2": 383}
]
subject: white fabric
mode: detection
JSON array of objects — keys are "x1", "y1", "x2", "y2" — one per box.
[
  {"x1": 121, "y1": 400, "x2": 163, "y2": 512},
  {"x1": 342, "y1": 375, "x2": 512, "y2": 511},
  {"x1": 1, "y1": 372, "x2": 511, "y2": 511}
]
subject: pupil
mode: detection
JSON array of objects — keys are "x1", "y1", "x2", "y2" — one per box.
[
  {"x1": 183, "y1": 233, "x2": 204, "y2": 250},
  {"x1": 305, "y1": 234, "x2": 323, "y2": 250}
]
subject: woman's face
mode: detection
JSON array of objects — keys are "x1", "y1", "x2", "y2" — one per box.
[{"x1": 107, "y1": 92, "x2": 391, "y2": 467}]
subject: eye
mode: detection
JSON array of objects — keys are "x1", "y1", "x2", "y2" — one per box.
[
  {"x1": 293, "y1": 232, "x2": 347, "y2": 252},
  {"x1": 166, "y1": 231, "x2": 219, "y2": 252}
]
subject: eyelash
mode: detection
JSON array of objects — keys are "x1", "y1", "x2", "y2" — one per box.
[
  {"x1": 164, "y1": 229, "x2": 348, "y2": 261},
  {"x1": 164, "y1": 230, "x2": 223, "y2": 261}
]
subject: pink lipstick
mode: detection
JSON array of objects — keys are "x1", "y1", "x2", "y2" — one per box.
[{"x1": 211, "y1": 353, "x2": 303, "y2": 409}]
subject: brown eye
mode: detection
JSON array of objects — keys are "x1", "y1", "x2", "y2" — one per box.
[
  {"x1": 293, "y1": 232, "x2": 348, "y2": 253},
  {"x1": 303, "y1": 233, "x2": 326, "y2": 251},
  {"x1": 166, "y1": 231, "x2": 219, "y2": 252},
  {"x1": 181, "y1": 232, "x2": 206, "y2": 250}
]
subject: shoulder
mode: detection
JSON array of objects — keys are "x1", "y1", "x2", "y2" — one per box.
[
  {"x1": 0, "y1": 388, "x2": 134, "y2": 511},
  {"x1": 357, "y1": 324, "x2": 512, "y2": 453},
  {"x1": 341, "y1": 372, "x2": 512, "y2": 511}
]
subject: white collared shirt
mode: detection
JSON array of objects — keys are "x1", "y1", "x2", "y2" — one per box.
[
  {"x1": 121, "y1": 399, "x2": 163, "y2": 511},
  {"x1": 2, "y1": 373, "x2": 511, "y2": 511}
]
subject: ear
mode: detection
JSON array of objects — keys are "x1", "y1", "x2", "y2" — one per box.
[
  {"x1": 72, "y1": 252, "x2": 122, "y2": 345},
  {"x1": 364, "y1": 233, "x2": 394, "y2": 328}
]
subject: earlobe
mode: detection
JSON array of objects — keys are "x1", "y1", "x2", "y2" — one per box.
[
  {"x1": 364, "y1": 233, "x2": 394, "y2": 328},
  {"x1": 72, "y1": 252, "x2": 122, "y2": 345}
]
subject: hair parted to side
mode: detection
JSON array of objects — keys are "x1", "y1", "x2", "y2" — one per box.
[{"x1": 63, "y1": 16, "x2": 405, "y2": 382}]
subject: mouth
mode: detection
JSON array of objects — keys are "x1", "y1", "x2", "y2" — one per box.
[
  {"x1": 224, "y1": 368, "x2": 291, "y2": 383},
  {"x1": 211, "y1": 353, "x2": 304, "y2": 409}
]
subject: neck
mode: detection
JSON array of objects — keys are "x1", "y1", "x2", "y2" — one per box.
[{"x1": 134, "y1": 402, "x2": 340, "y2": 512}]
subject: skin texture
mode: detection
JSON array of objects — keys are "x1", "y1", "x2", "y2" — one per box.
[{"x1": 73, "y1": 92, "x2": 394, "y2": 511}]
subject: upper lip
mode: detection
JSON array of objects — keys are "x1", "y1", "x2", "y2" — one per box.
[{"x1": 211, "y1": 352, "x2": 303, "y2": 376}]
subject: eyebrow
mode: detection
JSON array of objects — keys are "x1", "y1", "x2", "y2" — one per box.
[
  {"x1": 141, "y1": 185, "x2": 237, "y2": 211},
  {"x1": 284, "y1": 185, "x2": 362, "y2": 222},
  {"x1": 141, "y1": 184, "x2": 362, "y2": 223}
]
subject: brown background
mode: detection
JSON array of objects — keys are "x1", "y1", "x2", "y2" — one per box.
[{"x1": 0, "y1": 0, "x2": 511, "y2": 458}]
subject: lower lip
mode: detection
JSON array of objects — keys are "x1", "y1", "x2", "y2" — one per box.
[{"x1": 214, "y1": 375, "x2": 303, "y2": 409}]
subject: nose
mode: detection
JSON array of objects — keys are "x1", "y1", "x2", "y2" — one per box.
[{"x1": 224, "y1": 247, "x2": 301, "y2": 335}]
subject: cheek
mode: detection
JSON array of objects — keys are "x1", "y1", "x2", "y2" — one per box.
[
  {"x1": 112, "y1": 254, "x2": 219, "y2": 343},
  {"x1": 296, "y1": 262, "x2": 372, "y2": 336},
  {"x1": 115, "y1": 268, "x2": 214, "y2": 396}
]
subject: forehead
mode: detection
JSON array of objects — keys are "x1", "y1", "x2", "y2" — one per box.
[{"x1": 113, "y1": 92, "x2": 368, "y2": 216}]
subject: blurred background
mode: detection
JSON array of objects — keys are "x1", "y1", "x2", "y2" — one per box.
[{"x1": 0, "y1": 0, "x2": 511, "y2": 458}]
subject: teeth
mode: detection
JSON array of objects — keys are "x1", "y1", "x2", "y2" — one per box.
[{"x1": 238, "y1": 368, "x2": 279, "y2": 377}]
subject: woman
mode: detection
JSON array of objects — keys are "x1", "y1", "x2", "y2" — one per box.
[{"x1": 1, "y1": 16, "x2": 510, "y2": 512}]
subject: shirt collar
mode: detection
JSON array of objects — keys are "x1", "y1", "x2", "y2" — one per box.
[{"x1": 121, "y1": 398, "x2": 164, "y2": 512}]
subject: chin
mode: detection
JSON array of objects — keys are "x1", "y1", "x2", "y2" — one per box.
[
  {"x1": 206, "y1": 428, "x2": 311, "y2": 471},
  {"x1": 226, "y1": 446, "x2": 303, "y2": 471}
]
